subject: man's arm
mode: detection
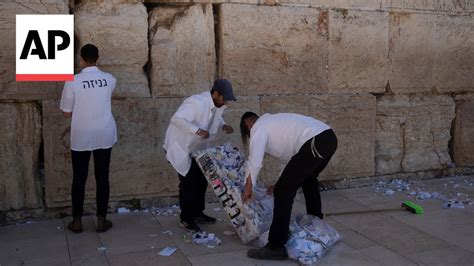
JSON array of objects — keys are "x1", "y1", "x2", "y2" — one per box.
[
  {"x1": 170, "y1": 99, "x2": 202, "y2": 135},
  {"x1": 242, "y1": 131, "x2": 267, "y2": 201},
  {"x1": 60, "y1": 81, "x2": 74, "y2": 118},
  {"x1": 246, "y1": 129, "x2": 268, "y2": 187}
]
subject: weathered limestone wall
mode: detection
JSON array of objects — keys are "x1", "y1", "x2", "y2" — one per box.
[
  {"x1": 1, "y1": 0, "x2": 473, "y2": 213},
  {"x1": 0, "y1": 103, "x2": 42, "y2": 210}
]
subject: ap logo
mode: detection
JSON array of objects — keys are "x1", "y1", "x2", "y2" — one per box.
[{"x1": 16, "y1": 15, "x2": 74, "y2": 81}]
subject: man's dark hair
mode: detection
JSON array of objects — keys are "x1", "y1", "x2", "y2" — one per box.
[
  {"x1": 80, "y1": 44, "x2": 99, "y2": 64},
  {"x1": 240, "y1": 111, "x2": 259, "y2": 146}
]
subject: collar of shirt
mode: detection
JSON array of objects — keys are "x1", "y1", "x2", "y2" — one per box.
[
  {"x1": 204, "y1": 91, "x2": 227, "y2": 112},
  {"x1": 81, "y1": 66, "x2": 99, "y2": 73}
]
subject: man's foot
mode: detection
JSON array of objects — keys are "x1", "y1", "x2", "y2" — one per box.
[
  {"x1": 247, "y1": 244, "x2": 288, "y2": 261},
  {"x1": 96, "y1": 216, "x2": 113, "y2": 233},
  {"x1": 180, "y1": 220, "x2": 201, "y2": 233},
  {"x1": 67, "y1": 217, "x2": 83, "y2": 233},
  {"x1": 194, "y1": 213, "x2": 216, "y2": 224}
]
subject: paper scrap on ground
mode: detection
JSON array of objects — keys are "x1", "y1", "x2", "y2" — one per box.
[
  {"x1": 151, "y1": 205, "x2": 181, "y2": 216},
  {"x1": 159, "y1": 246, "x2": 177, "y2": 256},
  {"x1": 162, "y1": 230, "x2": 173, "y2": 235},
  {"x1": 117, "y1": 207, "x2": 130, "y2": 213},
  {"x1": 374, "y1": 178, "x2": 473, "y2": 208},
  {"x1": 183, "y1": 231, "x2": 222, "y2": 248}
]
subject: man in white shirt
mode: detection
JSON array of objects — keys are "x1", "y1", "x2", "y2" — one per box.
[
  {"x1": 240, "y1": 112, "x2": 338, "y2": 261},
  {"x1": 163, "y1": 79, "x2": 237, "y2": 232},
  {"x1": 60, "y1": 44, "x2": 117, "y2": 234}
]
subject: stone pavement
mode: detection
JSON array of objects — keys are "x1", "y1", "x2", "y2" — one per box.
[{"x1": 1, "y1": 176, "x2": 473, "y2": 266}]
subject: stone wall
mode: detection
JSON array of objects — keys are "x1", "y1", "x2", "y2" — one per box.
[{"x1": 1, "y1": 0, "x2": 473, "y2": 214}]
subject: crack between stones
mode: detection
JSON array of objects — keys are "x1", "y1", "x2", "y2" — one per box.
[
  {"x1": 399, "y1": 122, "x2": 406, "y2": 172},
  {"x1": 213, "y1": 3, "x2": 222, "y2": 79}
]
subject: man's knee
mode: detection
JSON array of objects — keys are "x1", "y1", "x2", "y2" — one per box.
[{"x1": 273, "y1": 183, "x2": 296, "y2": 199}]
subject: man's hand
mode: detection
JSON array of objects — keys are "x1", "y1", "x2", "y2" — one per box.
[
  {"x1": 196, "y1": 128, "x2": 209, "y2": 139},
  {"x1": 62, "y1": 112, "x2": 72, "y2": 118},
  {"x1": 266, "y1": 185, "x2": 274, "y2": 195},
  {"x1": 242, "y1": 176, "x2": 253, "y2": 203},
  {"x1": 222, "y1": 124, "x2": 234, "y2": 134}
]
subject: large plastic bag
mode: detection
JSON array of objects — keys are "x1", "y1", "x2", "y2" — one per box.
[
  {"x1": 193, "y1": 143, "x2": 341, "y2": 264},
  {"x1": 286, "y1": 214, "x2": 341, "y2": 265}
]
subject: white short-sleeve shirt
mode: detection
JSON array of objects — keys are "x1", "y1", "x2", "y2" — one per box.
[{"x1": 60, "y1": 66, "x2": 117, "y2": 151}]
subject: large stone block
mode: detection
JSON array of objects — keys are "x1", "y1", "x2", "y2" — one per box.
[
  {"x1": 388, "y1": 13, "x2": 435, "y2": 93},
  {"x1": 467, "y1": 0, "x2": 474, "y2": 11},
  {"x1": 148, "y1": 0, "x2": 260, "y2": 3},
  {"x1": 375, "y1": 95, "x2": 455, "y2": 175},
  {"x1": 0, "y1": 1, "x2": 68, "y2": 100},
  {"x1": 437, "y1": 0, "x2": 468, "y2": 12},
  {"x1": 329, "y1": 9, "x2": 388, "y2": 93},
  {"x1": 452, "y1": 94, "x2": 474, "y2": 167},
  {"x1": 42, "y1": 98, "x2": 180, "y2": 208},
  {"x1": 434, "y1": 15, "x2": 474, "y2": 93},
  {"x1": 0, "y1": 103, "x2": 42, "y2": 211},
  {"x1": 324, "y1": 0, "x2": 382, "y2": 10},
  {"x1": 74, "y1": 1, "x2": 150, "y2": 98},
  {"x1": 382, "y1": 0, "x2": 438, "y2": 10},
  {"x1": 149, "y1": 4, "x2": 216, "y2": 97},
  {"x1": 220, "y1": 4, "x2": 329, "y2": 95},
  {"x1": 210, "y1": 96, "x2": 261, "y2": 149},
  {"x1": 79, "y1": 0, "x2": 143, "y2": 3},
  {"x1": 260, "y1": 94, "x2": 376, "y2": 181}
]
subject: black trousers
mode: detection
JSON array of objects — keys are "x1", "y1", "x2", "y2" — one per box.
[
  {"x1": 268, "y1": 129, "x2": 338, "y2": 248},
  {"x1": 178, "y1": 158, "x2": 208, "y2": 222},
  {"x1": 71, "y1": 148, "x2": 112, "y2": 218}
]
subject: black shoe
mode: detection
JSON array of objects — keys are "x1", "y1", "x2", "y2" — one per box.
[
  {"x1": 96, "y1": 216, "x2": 113, "y2": 233},
  {"x1": 180, "y1": 220, "x2": 201, "y2": 233},
  {"x1": 247, "y1": 244, "x2": 288, "y2": 261},
  {"x1": 67, "y1": 217, "x2": 82, "y2": 233},
  {"x1": 194, "y1": 213, "x2": 216, "y2": 224}
]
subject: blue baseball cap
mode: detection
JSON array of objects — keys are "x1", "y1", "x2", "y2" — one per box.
[{"x1": 213, "y1": 79, "x2": 236, "y2": 101}]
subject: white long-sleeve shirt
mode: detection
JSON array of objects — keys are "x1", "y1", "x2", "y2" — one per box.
[
  {"x1": 60, "y1": 66, "x2": 117, "y2": 151},
  {"x1": 163, "y1": 91, "x2": 226, "y2": 176},
  {"x1": 245, "y1": 113, "x2": 331, "y2": 187}
]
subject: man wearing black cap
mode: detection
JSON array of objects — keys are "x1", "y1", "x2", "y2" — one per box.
[{"x1": 163, "y1": 79, "x2": 237, "y2": 232}]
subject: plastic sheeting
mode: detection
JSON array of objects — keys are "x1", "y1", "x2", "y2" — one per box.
[
  {"x1": 193, "y1": 143, "x2": 273, "y2": 244},
  {"x1": 286, "y1": 214, "x2": 340, "y2": 265},
  {"x1": 193, "y1": 143, "x2": 341, "y2": 264}
]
